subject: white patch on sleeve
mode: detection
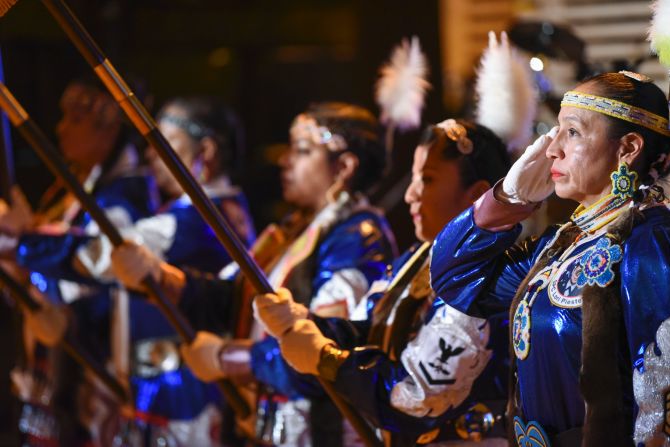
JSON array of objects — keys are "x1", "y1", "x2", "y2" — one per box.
[
  {"x1": 75, "y1": 206, "x2": 136, "y2": 280},
  {"x1": 83, "y1": 206, "x2": 135, "y2": 237},
  {"x1": 310, "y1": 268, "x2": 370, "y2": 318},
  {"x1": 132, "y1": 213, "x2": 177, "y2": 257},
  {"x1": 633, "y1": 317, "x2": 670, "y2": 446},
  {"x1": 391, "y1": 305, "x2": 491, "y2": 418},
  {"x1": 218, "y1": 261, "x2": 240, "y2": 280},
  {"x1": 58, "y1": 279, "x2": 99, "y2": 303},
  {"x1": 350, "y1": 279, "x2": 390, "y2": 321},
  {"x1": 76, "y1": 210, "x2": 177, "y2": 281}
]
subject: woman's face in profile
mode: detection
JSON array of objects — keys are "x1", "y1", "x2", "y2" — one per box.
[
  {"x1": 404, "y1": 143, "x2": 486, "y2": 241},
  {"x1": 147, "y1": 106, "x2": 202, "y2": 198},
  {"x1": 546, "y1": 84, "x2": 621, "y2": 207},
  {"x1": 279, "y1": 117, "x2": 339, "y2": 211},
  {"x1": 56, "y1": 83, "x2": 120, "y2": 168}
]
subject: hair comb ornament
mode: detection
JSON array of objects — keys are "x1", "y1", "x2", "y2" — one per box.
[
  {"x1": 290, "y1": 114, "x2": 348, "y2": 153},
  {"x1": 436, "y1": 119, "x2": 473, "y2": 154},
  {"x1": 619, "y1": 71, "x2": 654, "y2": 83}
]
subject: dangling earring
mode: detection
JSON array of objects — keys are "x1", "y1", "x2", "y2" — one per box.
[
  {"x1": 326, "y1": 178, "x2": 345, "y2": 204},
  {"x1": 610, "y1": 162, "x2": 638, "y2": 200}
]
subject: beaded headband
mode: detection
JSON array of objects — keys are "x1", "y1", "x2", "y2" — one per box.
[
  {"x1": 561, "y1": 90, "x2": 670, "y2": 137},
  {"x1": 158, "y1": 114, "x2": 214, "y2": 140},
  {"x1": 290, "y1": 114, "x2": 348, "y2": 152},
  {"x1": 435, "y1": 119, "x2": 473, "y2": 154}
]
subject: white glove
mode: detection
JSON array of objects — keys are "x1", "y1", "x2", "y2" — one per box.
[
  {"x1": 0, "y1": 186, "x2": 34, "y2": 237},
  {"x1": 279, "y1": 319, "x2": 334, "y2": 375},
  {"x1": 110, "y1": 241, "x2": 163, "y2": 291},
  {"x1": 179, "y1": 331, "x2": 226, "y2": 383},
  {"x1": 253, "y1": 287, "x2": 309, "y2": 338},
  {"x1": 23, "y1": 293, "x2": 68, "y2": 347},
  {"x1": 501, "y1": 127, "x2": 558, "y2": 204}
]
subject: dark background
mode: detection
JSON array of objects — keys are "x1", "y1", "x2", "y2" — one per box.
[
  {"x1": 0, "y1": 0, "x2": 447, "y2": 240},
  {"x1": 0, "y1": 1, "x2": 447, "y2": 442}
]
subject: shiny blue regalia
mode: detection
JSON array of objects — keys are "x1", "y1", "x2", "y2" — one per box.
[
  {"x1": 178, "y1": 192, "x2": 396, "y2": 446},
  {"x1": 430, "y1": 190, "x2": 670, "y2": 446},
  {"x1": 15, "y1": 146, "x2": 158, "y2": 445},
  {"x1": 18, "y1": 155, "x2": 255, "y2": 444},
  {"x1": 120, "y1": 176, "x2": 255, "y2": 444}
]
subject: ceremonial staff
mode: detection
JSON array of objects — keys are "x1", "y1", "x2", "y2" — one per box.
[
  {"x1": 0, "y1": 264, "x2": 129, "y2": 403},
  {"x1": 366, "y1": 241, "x2": 432, "y2": 355},
  {"x1": 0, "y1": 82, "x2": 251, "y2": 419},
  {"x1": 0, "y1": 0, "x2": 384, "y2": 443},
  {"x1": 0, "y1": 47, "x2": 13, "y2": 199}
]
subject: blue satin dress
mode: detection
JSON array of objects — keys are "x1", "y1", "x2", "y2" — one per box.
[{"x1": 430, "y1": 202, "x2": 670, "y2": 445}]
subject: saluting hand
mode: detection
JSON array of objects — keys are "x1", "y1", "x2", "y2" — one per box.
[{"x1": 500, "y1": 126, "x2": 558, "y2": 204}]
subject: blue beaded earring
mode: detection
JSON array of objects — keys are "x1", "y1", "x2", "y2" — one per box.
[{"x1": 610, "y1": 162, "x2": 638, "y2": 200}]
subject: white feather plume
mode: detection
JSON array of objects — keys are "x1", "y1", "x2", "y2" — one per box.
[
  {"x1": 475, "y1": 31, "x2": 538, "y2": 153},
  {"x1": 375, "y1": 36, "x2": 431, "y2": 131},
  {"x1": 648, "y1": 0, "x2": 670, "y2": 67}
]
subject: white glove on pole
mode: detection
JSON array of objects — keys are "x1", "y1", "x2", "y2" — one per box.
[
  {"x1": 110, "y1": 241, "x2": 163, "y2": 291},
  {"x1": 0, "y1": 186, "x2": 34, "y2": 237},
  {"x1": 253, "y1": 287, "x2": 309, "y2": 338},
  {"x1": 501, "y1": 126, "x2": 559, "y2": 204},
  {"x1": 279, "y1": 319, "x2": 335, "y2": 376},
  {"x1": 23, "y1": 291, "x2": 68, "y2": 347},
  {"x1": 179, "y1": 331, "x2": 226, "y2": 383}
]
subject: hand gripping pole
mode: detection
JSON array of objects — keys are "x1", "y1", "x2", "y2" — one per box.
[{"x1": 0, "y1": 82, "x2": 250, "y2": 418}]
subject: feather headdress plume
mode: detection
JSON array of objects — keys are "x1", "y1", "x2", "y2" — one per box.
[
  {"x1": 475, "y1": 31, "x2": 538, "y2": 154},
  {"x1": 375, "y1": 36, "x2": 431, "y2": 155},
  {"x1": 649, "y1": 0, "x2": 670, "y2": 67}
]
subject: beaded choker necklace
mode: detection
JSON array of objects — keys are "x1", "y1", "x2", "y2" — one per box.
[{"x1": 571, "y1": 193, "x2": 632, "y2": 233}]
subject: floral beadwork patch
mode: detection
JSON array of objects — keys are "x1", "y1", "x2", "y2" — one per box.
[
  {"x1": 576, "y1": 237, "x2": 623, "y2": 288},
  {"x1": 513, "y1": 300, "x2": 531, "y2": 360}
]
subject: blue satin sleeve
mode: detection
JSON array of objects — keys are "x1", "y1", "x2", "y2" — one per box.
[
  {"x1": 91, "y1": 175, "x2": 158, "y2": 224},
  {"x1": 16, "y1": 232, "x2": 96, "y2": 283},
  {"x1": 620, "y1": 207, "x2": 670, "y2": 372},
  {"x1": 430, "y1": 207, "x2": 554, "y2": 318},
  {"x1": 618, "y1": 207, "x2": 670, "y2": 443},
  {"x1": 16, "y1": 175, "x2": 156, "y2": 282},
  {"x1": 166, "y1": 193, "x2": 255, "y2": 273},
  {"x1": 312, "y1": 211, "x2": 396, "y2": 292},
  {"x1": 250, "y1": 337, "x2": 304, "y2": 399}
]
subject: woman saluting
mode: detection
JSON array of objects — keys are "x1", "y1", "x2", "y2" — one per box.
[{"x1": 431, "y1": 71, "x2": 670, "y2": 446}]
